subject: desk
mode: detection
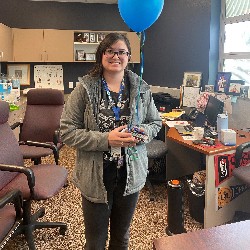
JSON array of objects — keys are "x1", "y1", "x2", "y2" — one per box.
[
  {"x1": 166, "y1": 127, "x2": 250, "y2": 228},
  {"x1": 153, "y1": 220, "x2": 250, "y2": 250}
]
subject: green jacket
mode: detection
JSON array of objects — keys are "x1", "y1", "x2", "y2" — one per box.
[{"x1": 60, "y1": 70, "x2": 162, "y2": 203}]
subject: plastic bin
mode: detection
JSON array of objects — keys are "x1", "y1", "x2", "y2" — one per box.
[{"x1": 187, "y1": 177, "x2": 205, "y2": 224}]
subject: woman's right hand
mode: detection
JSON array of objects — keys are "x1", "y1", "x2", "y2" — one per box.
[{"x1": 108, "y1": 125, "x2": 137, "y2": 147}]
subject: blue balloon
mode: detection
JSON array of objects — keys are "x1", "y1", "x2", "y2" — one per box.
[{"x1": 118, "y1": 0, "x2": 164, "y2": 32}]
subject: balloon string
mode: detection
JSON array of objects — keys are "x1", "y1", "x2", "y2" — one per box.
[{"x1": 135, "y1": 31, "x2": 145, "y2": 125}]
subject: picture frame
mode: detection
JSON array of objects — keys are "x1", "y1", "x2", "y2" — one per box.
[
  {"x1": 89, "y1": 33, "x2": 96, "y2": 43},
  {"x1": 228, "y1": 83, "x2": 242, "y2": 96},
  {"x1": 74, "y1": 32, "x2": 84, "y2": 43},
  {"x1": 215, "y1": 72, "x2": 232, "y2": 93},
  {"x1": 7, "y1": 64, "x2": 30, "y2": 86},
  {"x1": 75, "y1": 50, "x2": 85, "y2": 61},
  {"x1": 85, "y1": 53, "x2": 96, "y2": 61},
  {"x1": 83, "y1": 32, "x2": 90, "y2": 43},
  {"x1": 183, "y1": 72, "x2": 202, "y2": 87},
  {"x1": 97, "y1": 33, "x2": 106, "y2": 43},
  {"x1": 204, "y1": 85, "x2": 214, "y2": 93},
  {"x1": 240, "y1": 86, "x2": 249, "y2": 98}
]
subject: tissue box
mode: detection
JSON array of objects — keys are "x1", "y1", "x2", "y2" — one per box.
[{"x1": 221, "y1": 129, "x2": 236, "y2": 145}]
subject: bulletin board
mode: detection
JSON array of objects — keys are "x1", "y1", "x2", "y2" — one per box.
[{"x1": 34, "y1": 65, "x2": 64, "y2": 90}]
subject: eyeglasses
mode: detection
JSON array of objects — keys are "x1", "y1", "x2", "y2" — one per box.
[{"x1": 104, "y1": 49, "x2": 130, "y2": 58}]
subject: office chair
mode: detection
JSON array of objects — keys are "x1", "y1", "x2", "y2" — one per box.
[
  {"x1": 12, "y1": 88, "x2": 65, "y2": 165},
  {"x1": 146, "y1": 139, "x2": 168, "y2": 201},
  {"x1": 0, "y1": 189, "x2": 23, "y2": 249},
  {"x1": 0, "y1": 101, "x2": 68, "y2": 249},
  {"x1": 231, "y1": 141, "x2": 250, "y2": 222},
  {"x1": 233, "y1": 141, "x2": 250, "y2": 185}
]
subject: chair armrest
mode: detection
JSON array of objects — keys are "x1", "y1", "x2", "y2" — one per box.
[
  {"x1": 19, "y1": 140, "x2": 56, "y2": 149},
  {"x1": 10, "y1": 121, "x2": 22, "y2": 130},
  {"x1": 235, "y1": 142, "x2": 250, "y2": 168},
  {"x1": 0, "y1": 164, "x2": 35, "y2": 197},
  {"x1": 0, "y1": 189, "x2": 23, "y2": 219},
  {"x1": 19, "y1": 140, "x2": 59, "y2": 164},
  {"x1": 53, "y1": 128, "x2": 62, "y2": 145}
]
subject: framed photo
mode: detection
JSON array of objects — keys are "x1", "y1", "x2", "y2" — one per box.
[
  {"x1": 7, "y1": 64, "x2": 30, "y2": 86},
  {"x1": 183, "y1": 72, "x2": 202, "y2": 87},
  {"x1": 75, "y1": 50, "x2": 85, "y2": 61},
  {"x1": 240, "y1": 86, "x2": 249, "y2": 98},
  {"x1": 215, "y1": 72, "x2": 232, "y2": 93},
  {"x1": 89, "y1": 33, "x2": 96, "y2": 43},
  {"x1": 83, "y1": 32, "x2": 90, "y2": 43},
  {"x1": 97, "y1": 33, "x2": 106, "y2": 43},
  {"x1": 204, "y1": 85, "x2": 214, "y2": 93},
  {"x1": 228, "y1": 80, "x2": 244, "y2": 96},
  {"x1": 85, "y1": 53, "x2": 96, "y2": 61}
]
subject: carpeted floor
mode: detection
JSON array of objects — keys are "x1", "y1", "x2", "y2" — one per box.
[{"x1": 4, "y1": 145, "x2": 203, "y2": 250}]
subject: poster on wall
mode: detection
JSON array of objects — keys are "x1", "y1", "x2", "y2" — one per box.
[
  {"x1": 182, "y1": 86, "x2": 200, "y2": 107},
  {"x1": 34, "y1": 65, "x2": 64, "y2": 90}
]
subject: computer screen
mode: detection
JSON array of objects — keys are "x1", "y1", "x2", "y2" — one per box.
[{"x1": 204, "y1": 95, "x2": 224, "y2": 127}]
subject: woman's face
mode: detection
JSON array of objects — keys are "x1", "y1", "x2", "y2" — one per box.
[{"x1": 102, "y1": 40, "x2": 130, "y2": 74}]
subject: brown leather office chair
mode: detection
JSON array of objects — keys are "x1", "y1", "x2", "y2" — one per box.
[
  {"x1": 0, "y1": 189, "x2": 23, "y2": 249},
  {"x1": 146, "y1": 139, "x2": 168, "y2": 201},
  {"x1": 0, "y1": 100, "x2": 68, "y2": 249},
  {"x1": 12, "y1": 88, "x2": 64, "y2": 165}
]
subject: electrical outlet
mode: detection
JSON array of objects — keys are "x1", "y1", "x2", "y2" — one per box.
[{"x1": 69, "y1": 82, "x2": 74, "y2": 88}]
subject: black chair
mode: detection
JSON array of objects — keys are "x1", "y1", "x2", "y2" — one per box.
[
  {"x1": 233, "y1": 141, "x2": 250, "y2": 185},
  {"x1": 232, "y1": 141, "x2": 250, "y2": 222},
  {"x1": 12, "y1": 88, "x2": 65, "y2": 165},
  {"x1": 0, "y1": 189, "x2": 23, "y2": 249},
  {"x1": 0, "y1": 100, "x2": 68, "y2": 249},
  {"x1": 146, "y1": 139, "x2": 168, "y2": 201}
]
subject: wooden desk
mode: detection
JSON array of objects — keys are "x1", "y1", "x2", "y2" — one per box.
[
  {"x1": 153, "y1": 220, "x2": 250, "y2": 250},
  {"x1": 166, "y1": 127, "x2": 250, "y2": 228}
]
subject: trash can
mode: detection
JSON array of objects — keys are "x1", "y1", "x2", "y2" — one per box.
[{"x1": 187, "y1": 171, "x2": 206, "y2": 224}]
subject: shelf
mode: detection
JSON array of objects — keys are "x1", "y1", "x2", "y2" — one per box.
[{"x1": 74, "y1": 42, "x2": 99, "y2": 45}]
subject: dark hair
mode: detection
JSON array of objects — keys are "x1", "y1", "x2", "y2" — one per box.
[{"x1": 88, "y1": 33, "x2": 131, "y2": 77}]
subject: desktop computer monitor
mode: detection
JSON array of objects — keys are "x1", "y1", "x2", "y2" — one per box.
[{"x1": 204, "y1": 95, "x2": 224, "y2": 127}]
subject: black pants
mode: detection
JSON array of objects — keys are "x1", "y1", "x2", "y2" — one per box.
[{"x1": 82, "y1": 161, "x2": 139, "y2": 250}]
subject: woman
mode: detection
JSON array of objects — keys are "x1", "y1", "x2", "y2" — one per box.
[{"x1": 60, "y1": 33, "x2": 162, "y2": 249}]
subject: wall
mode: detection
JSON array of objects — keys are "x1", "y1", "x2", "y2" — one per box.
[{"x1": 0, "y1": 0, "x2": 213, "y2": 93}]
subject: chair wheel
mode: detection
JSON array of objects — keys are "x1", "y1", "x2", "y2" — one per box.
[
  {"x1": 59, "y1": 226, "x2": 67, "y2": 235},
  {"x1": 39, "y1": 208, "x2": 46, "y2": 218},
  {"x1": 149, "y1": 196, "x2": 155, "y2": 202}
]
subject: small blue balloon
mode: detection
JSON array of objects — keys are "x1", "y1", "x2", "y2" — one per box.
[{"x1": 118, "y1": 0, "x2": 164, "y2": 32}]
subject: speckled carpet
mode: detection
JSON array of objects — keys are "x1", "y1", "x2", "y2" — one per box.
[{"x1": 4, "y1": 146, "x2": 203, "y2": 250}]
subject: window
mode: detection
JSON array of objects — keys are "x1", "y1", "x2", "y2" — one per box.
[{"x1": 219, "y1": 0, "x2": 250, "y2": 85}]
